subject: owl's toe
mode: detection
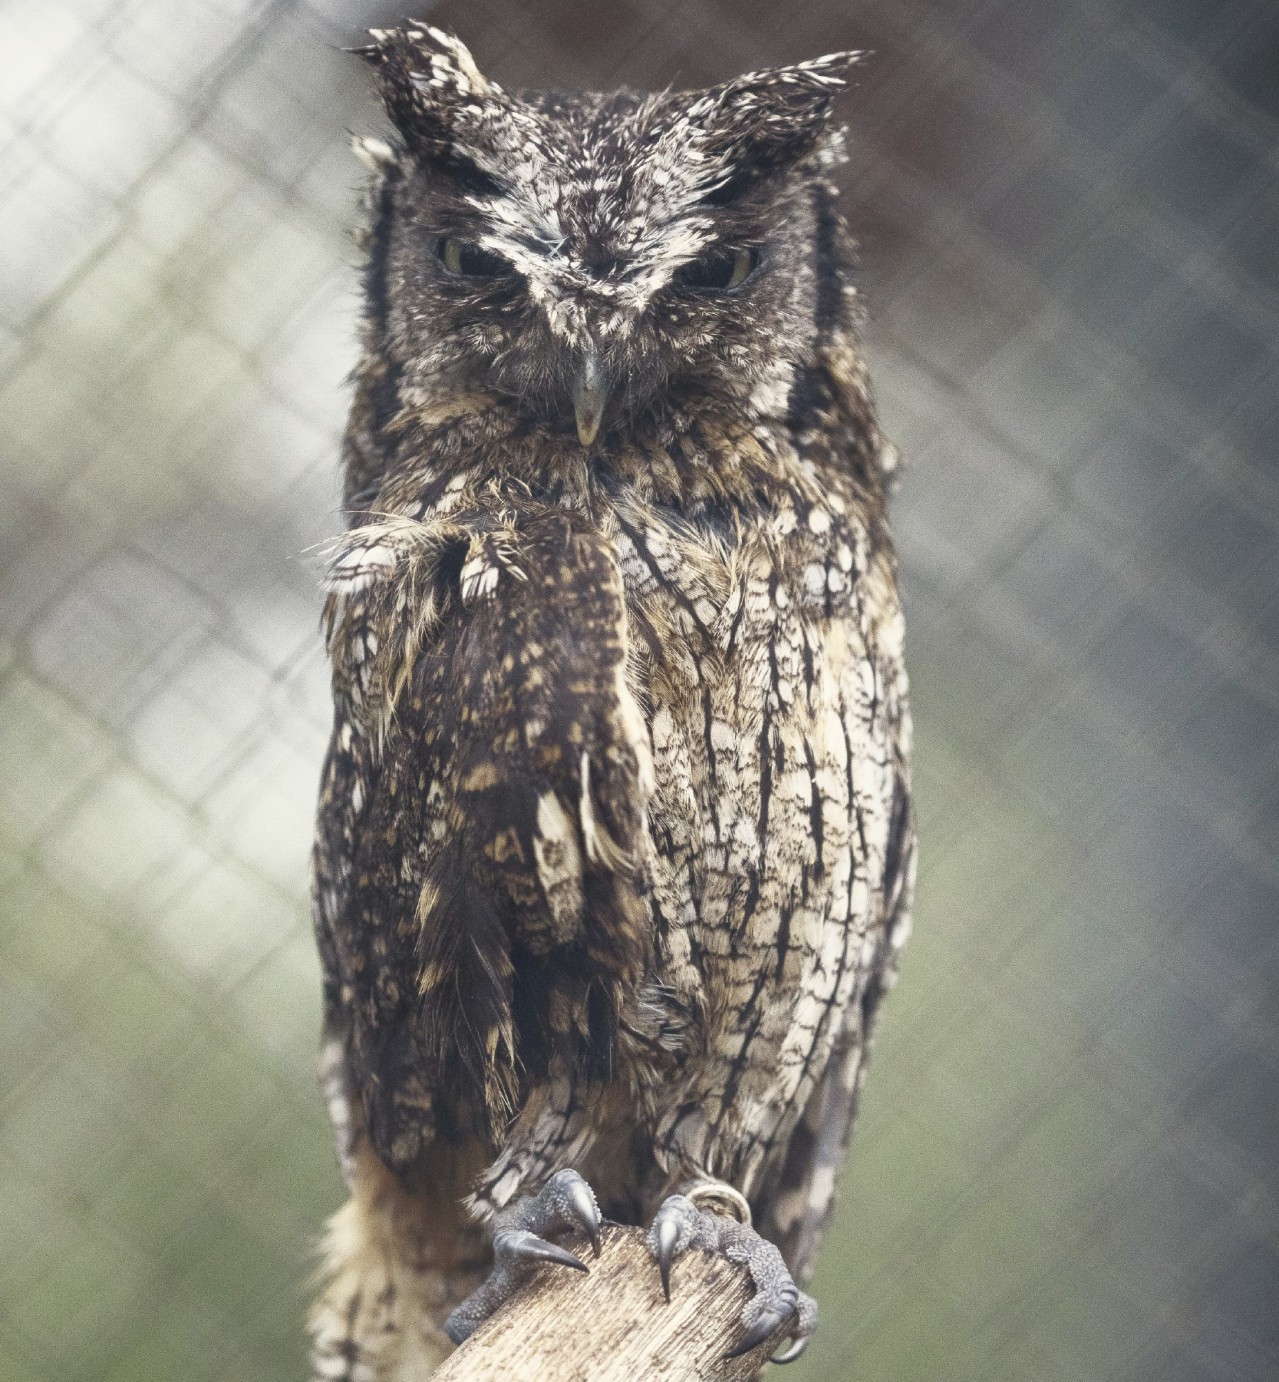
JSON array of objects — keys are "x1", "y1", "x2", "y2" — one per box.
[
  {"x1": 443, "y1": 1169, "x2": 601, "y2": 1345},
  {"x1": 644, "y1": 1191, "x2": 817, "y2": 1364},
  {"x1": 646, "y1": 1193, "x2": 714, "y2": 1300}
]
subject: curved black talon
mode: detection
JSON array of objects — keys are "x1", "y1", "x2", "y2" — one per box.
[
  {"x1": 770, "y1": 1335, "x2": 811, "y2": 1364},
  {"x1": 655, "y1": 1213, "x2": 678, "y2": 1300},
  {"x1": 566, "y1": 1175, "x2": 602, "y2": 1257},
  {"x1": 723, "y1": 1306, "x2": 796, "y2": 1360},
  {"x1": 501, "y1": 1228, "x2": 589, "y2": 1273}
]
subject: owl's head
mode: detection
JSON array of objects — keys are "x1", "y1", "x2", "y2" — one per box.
[{"x1": 356, "y1": 27, "x2": 859, "y2": 449}]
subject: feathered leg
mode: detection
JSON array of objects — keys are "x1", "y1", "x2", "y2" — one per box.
[{"x1": 445, "y1": 1074, "x2": 606, "y2": 1342}]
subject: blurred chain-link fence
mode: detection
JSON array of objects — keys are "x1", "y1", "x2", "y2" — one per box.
[{"x1": 2, "y1": 1, "x2": 1276, "y2": 1379}]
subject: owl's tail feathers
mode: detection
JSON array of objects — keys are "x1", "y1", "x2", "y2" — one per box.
[
  {"x1": 308, "y1": 1145, "x2": 481, "y2": 1382},
  {"x1": 309, "y1": 1212, "x2": 452, "y2": 1382}
]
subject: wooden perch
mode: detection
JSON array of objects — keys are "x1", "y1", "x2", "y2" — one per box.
[{"x1": 433, "y1": 1223, "x2": 784, "y2": 1381}]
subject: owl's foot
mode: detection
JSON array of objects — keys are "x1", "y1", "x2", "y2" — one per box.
[
  {"x1": 646, "y1": 1193, "x2": 817, "y2": 1365},
  {"x1": 443, "y1": 1169, "x2": 601, "y2": 1345}
]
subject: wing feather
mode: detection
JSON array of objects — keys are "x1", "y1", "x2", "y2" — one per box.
[{"x1": 317, "y1": 500, "x2": 656, "y2": 1163}]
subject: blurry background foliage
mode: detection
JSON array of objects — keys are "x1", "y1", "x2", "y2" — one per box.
[{"x1": 1, "y1": 0, "x2": 1276, "y2": 1379}]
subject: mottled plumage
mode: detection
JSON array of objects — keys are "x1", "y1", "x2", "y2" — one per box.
[{"x1": 310, "y1": 25, "x2": 914, "y2": 1377}]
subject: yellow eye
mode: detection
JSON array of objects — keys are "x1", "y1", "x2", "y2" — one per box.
[
  {"x1": 437, "y1": 237, "x2": 511, "y2": 278},
  {"x1": 675, "y1": 247, "x2": 757, "y2": 291},
  {"x1": 726, "y1": 249, "x2": 754, "y2": 288}
]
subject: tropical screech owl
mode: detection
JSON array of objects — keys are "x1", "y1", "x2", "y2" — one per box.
[{"x1": 309, "y1": 24, "x2": 915, "y2": 1378}]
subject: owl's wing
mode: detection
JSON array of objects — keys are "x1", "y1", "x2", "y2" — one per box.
[
  {"x1": 756, "y1": 762, "x2": 916, "y2": 1283},
  {"x1": 320, "y1": 502, "x2": 654, "y2": 1162},
  {"x1": 312, "y1": 702, "x2": 379, "y2": 1184}
]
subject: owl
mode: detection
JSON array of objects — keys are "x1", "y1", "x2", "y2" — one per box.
[{"x1": 309, "y1": 24, "x2": 914, "y2": 1379}]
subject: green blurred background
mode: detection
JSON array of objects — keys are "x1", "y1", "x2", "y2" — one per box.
[{"x1": 2, "y1": 0, "x2": 1276, "y2": 1379}]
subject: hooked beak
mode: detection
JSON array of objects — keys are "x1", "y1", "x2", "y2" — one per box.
[{"x1": 573, "y1": 345, "x2": 608, "y2": 448}]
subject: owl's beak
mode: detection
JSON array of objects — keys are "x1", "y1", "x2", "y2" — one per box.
[{"x1": 573, "y1": 345, "x2": 608, "y2": 447}]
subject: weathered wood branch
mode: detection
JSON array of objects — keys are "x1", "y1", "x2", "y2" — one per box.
[{"x1": 434, "y1": 1223, "x2": 783, "y2": 1381}]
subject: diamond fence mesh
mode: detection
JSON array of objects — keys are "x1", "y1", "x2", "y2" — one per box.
[{"x1": 1, "y1": 1, "x2": 1276, "y2": 1380}]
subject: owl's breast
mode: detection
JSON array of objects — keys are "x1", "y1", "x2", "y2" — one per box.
[{"x1": 606, "y1": 478, "x2": 908, "y2": 1183}]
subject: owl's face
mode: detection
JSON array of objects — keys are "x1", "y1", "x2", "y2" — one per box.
[{"x1": 362, "y1": 28, "x2": 856, "y2": 448}]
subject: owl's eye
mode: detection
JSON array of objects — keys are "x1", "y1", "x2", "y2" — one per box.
[
  {"x1": 437, "y1": 237, "x2": 512, "y2": 279},
  {"x1": 675, "y1": 247, "x2": 757, "y2": 291}
]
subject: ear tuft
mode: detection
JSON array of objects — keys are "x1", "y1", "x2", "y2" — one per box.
[
  {"x1": 402, "y1": 25, "x2": 496, "y2": 100},
  {"x1": 685, "y1": 50, "x2": 864, "y2": 196},
  {"x1": 779, "y1": 50, "x2": 865, "y2": 88},
  {"x1": 354, "y1": 23, "x2": 504, "y2": 161}
]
